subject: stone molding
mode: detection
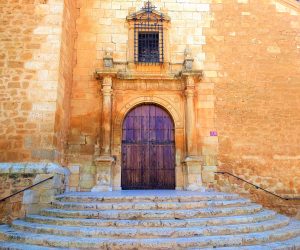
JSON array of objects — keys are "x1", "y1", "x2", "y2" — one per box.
[
  {"x1": 116, "y1": 72, "x2": 179, "y2": 80},
  {"x1": 94, "y1": 69, "x2": 118, "y2": 80},
  {"x1": 0, "y1": 162, "x2": 70, "y2": 176},
  {"x1": 114, "y1": 96, "x2": 184, "y2": 130}
]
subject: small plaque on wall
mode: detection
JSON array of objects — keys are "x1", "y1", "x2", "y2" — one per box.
[{"x1": 210, "y1": 131, "x2": 218, "y2": 136}]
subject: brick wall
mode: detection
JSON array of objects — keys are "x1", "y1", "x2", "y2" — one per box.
[{"x1": 203, "y1": 0, "x2": 300, "y2": 215}]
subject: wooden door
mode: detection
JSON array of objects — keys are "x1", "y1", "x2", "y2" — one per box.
[{"x1": 121, "y1": 104, "x2": 175, "y2": 189}]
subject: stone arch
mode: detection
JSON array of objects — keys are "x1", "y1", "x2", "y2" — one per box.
[{"x1": 114, "y1": 96, "x2": 184, "y2": 132}]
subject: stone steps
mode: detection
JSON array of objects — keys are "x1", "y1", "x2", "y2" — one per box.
[
  {"x1": 51, "y1": 198, "x2": 251, "y2": 210},
  {"x1": 1, "y1": 236, "x2": 299, "y2": 250},
  {"x1": 55, "y1": 191, "x2": 240, "y2": 203},
  {"x1": 0, "y1": 190, "x2": 299, "y2": 249},
  {"x1": 190, "y1": 235, "x2": 300, "y2": 249},
  {"x1": 0, "y1": 241, "x2": 65, "y2": 250},
  {"x1": 0, "y1": 221, "x2": 299, "y2": 249},
  {"x1": 11, "y1": 215, "x2": 289, "y2": 238},
  {"x1": 25, "y1": 210, "x2": 277, "y2": 228},
  {"x1": 41, "y1": 204, "x2": 263, "y2": 219}
]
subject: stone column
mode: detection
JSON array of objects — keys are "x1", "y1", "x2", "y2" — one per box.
[
  {"x1": 101, "y1": 76, "x2": 113, "y2": 156},
  {"x1": 185, "y1": 77, "x2": 197, "y2": 156},
  {"x1": 183, "y1": 75, "x2": 204, "y2": 191},
  {"x1": 92, "y1": 74, "x2": 115, "y2": 192}
]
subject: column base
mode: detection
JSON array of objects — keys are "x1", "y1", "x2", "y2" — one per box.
[
  {"x1": 183, "y1": 156, "x2": 205, "y2": 192},
  {"x1": 91, "y1": 156, "x2": 115, "y2": 192},
  {"x1": 91, "y1": 186, "x2": 112, "y2": 192}
]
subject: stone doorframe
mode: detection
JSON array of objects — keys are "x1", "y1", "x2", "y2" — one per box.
[
  {"x1": 112, "y1": 96, "x2": 184, "y2": 190},
  {"x1": 92, "y1": 69, "x2": 204, "y2": 192}
]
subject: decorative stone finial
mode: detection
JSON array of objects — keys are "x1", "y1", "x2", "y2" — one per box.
[
  {"x1": 183, "y1": 46, "x2": 194, "y2": 71},
  {"x1": 184, "y1": 46, "x2": 192, "y2": 58},
  {"x1": 103, "y1": 48, "x2": 114, "y2": 68}
]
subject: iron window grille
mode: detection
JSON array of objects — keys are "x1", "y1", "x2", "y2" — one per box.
[{"x1": 133, "y1": 1, "x2": 164, "y2": 64}]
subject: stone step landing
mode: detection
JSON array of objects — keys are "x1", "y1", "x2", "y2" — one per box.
[
  {"x1": 51, "y1": 198, "x2": 251, "y2": 210},
  {"x1": 55, "y1": 191, "x2": 240, "y2": 203},
  {"x1": 0, "y1": 190, "x2": 299, "y2": 249}
]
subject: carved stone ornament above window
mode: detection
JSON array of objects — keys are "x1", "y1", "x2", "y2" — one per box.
[{"x1": 127, "y1": 1, "x2": 170, "y2": 65}]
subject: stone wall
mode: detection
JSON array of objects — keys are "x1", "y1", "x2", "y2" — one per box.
[
  {"x1": 0, "y1": 173, "x2": 35, "y2": 224},
  {"x1": 202, "y1": 0, "x2": 300, "y2": 215},
  {"x1": 0, "y1": 163, "x2": 69, "y2": 224},
  {"x1": 55, "y1": 0, "x2": 77, "y2": 164},
  {"x1": 0, "y1": 0, "x2": 74, "y2": 163},
  {"x1": 215, "y1": 173, "x2": 300, "y2": 217}
]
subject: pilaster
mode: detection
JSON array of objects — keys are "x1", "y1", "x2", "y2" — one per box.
[
  {"x1": 182, "y1": 71, "x2": 204, "y2": 191},
  {"x1": 92, "y1": 70, "x2": 118, "y2": 192}
]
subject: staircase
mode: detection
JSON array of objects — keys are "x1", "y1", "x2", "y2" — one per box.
[{"x1": 0, "y1": 190, "x2": 299, "y2": 249}]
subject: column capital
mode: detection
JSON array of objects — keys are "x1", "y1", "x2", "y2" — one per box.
[
  {"x1": 186, "y1": 75, "x2": 195, "y2": 87},
  {"x1": 102, "y1": 76, "x2": 113, "y2": 95},
  {"x1": 94, "y1": 69, "x2": 118, "y2": 81},
  {"x1": 185, "y1": 88, "x2": 195, "y2": 98},
  {"x1": 180, "y1": 70, "x2": 202, "y2": 83},
  {"x1": 102, "y1": 76, "x2": 112, "y2": 86}
]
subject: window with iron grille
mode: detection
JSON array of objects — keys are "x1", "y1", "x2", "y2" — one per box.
[
  {"x1": 133, "y1": 1, "x2": 164, "y2": 64},
  {"x1": 138, "y1": 32, "x2": 160, "y2": 63}
]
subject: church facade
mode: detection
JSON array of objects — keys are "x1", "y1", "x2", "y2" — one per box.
[{"x1": 1, "y1": 0, "x2": 300, "y2": 215}]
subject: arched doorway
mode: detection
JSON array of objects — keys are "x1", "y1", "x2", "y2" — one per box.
[{"x1": 121, "y1": 104, "x2": 176, "y2": 189}]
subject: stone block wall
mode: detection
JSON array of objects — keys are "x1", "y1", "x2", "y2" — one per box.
[
  {"x1": 0, "y1": 173, "x2": 35, "y2": 224},
  {"x1": 202, "y1": 0, "x2": 300, "y2": 215},
  {"x1": 55, "y1": 0, "x2": 77, "y2": 164},
  {"x1": 0, "y1": 0, "x2": 76, "y2": 163},
  {"x1": 215, "y1": 173, "x2": 300, "y2": 217},
  {"x1": 0, "y1": 163, "x2": 69, "y2": 224}
]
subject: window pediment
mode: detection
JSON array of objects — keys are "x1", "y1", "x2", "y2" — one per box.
[{"x1": 126, "y1": 2, "x2": 170, "y2": 22}]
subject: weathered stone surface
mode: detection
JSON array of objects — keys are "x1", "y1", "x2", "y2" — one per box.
[
  {"x1": 1, "y1": 0, "x2": 300, "y2": 219},
  {"x1": 0, "y1": 191, "x2": 300, "y2": 249},
  {"x1": 206, "y1": 0, "x2": 300, "y2": 217},
  {"x1": 0, "y1": 163, "x2": 69, "y2": 224},
  {"x1": 0, "y1": 163, "x2": 70, "y2": 176},
  {"x1": 0, "y1": 0, "x2": 76, "y2": 163}
]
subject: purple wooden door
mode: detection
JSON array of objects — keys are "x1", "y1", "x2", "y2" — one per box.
[{"x1": 121, "y1": 104, "x2": 175, "y2": 189}]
